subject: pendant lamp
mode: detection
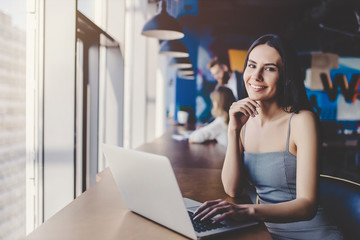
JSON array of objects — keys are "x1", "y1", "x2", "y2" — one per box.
[
  {"x1": 170, "y1": 57, "x2": 192, "y2": 68},
  {"x1": 177, "y1": 67, "x2": 194, "y2": 75},
  {"x1": 159, "y1": 40, "x2": 189, "y2": 57},
  {"x1": 141, "y1": 1, "x2": 184, "y2": 40},
  {"x1": 178, "y1": 73, "x2": 195, "y2": 80}
]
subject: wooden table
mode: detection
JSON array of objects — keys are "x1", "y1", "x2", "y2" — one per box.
[
  {"x1": 137, "y1": 126, "x2": 227, "y2": 169},
  {"x1": 26, "y1": 125, "x2": 272, "y2": 240}
]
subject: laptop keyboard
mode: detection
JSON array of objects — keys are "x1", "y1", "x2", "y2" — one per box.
[{"x1": 188, "y1": 212, "x2": 225, "y2": 233}]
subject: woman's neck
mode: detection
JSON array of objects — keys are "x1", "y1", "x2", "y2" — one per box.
[{"x1": 255, "y1": 100, "x2": 285, "y2": 126}]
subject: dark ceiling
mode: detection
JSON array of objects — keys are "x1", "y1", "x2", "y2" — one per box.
[
  {"x1": 171, "y1": 0, "x2": 360, "y2": 56},
  {"x1": 196, "y1": 0, "x2": 359, "y2": 35}
]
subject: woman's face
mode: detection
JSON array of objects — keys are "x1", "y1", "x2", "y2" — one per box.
[
  {"x1": 243, "y1": 44, "x2": 283, "y2": 102},
  {"x1": 210, "y1": 64, "x2": 230, "y2": 85}
]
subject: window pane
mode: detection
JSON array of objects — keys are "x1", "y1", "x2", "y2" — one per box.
[
  {"x1": 77, "y1": 0, "x2": 96, "y2": 22},
  {"x1": 0, "y1": 0, "x2": 26, "y2": 239}
]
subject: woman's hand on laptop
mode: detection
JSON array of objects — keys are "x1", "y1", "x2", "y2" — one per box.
[{"x1": 193, "y1": 199, "x2": 254, "y2": 223}]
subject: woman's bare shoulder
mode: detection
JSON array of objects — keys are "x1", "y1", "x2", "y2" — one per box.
[
  {"x1": 292, "y1": 110, "x2": 317, "y2": 123},
  {"x1": 291, "y1": 110, "x2": 318, "y2": 135}
]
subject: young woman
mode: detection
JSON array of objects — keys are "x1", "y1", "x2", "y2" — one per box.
[
  {"x1": 189, "y1": 86, "x2": 236, "y2": 146},
  {"x1": 193, "y1": 34, "x2": 343, "y2": 240}
]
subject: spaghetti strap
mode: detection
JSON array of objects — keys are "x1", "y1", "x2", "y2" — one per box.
[
  {"x1": 286, "y1": 113, "x2": 295, "y2": 151},
  {"x1": 242, "y1": 124, "x2": 247, "y2": 147}
]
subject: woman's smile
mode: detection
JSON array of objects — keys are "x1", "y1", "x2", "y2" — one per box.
[{"x1": 249, "y1": 83, "x2": 267, "y2": 91}]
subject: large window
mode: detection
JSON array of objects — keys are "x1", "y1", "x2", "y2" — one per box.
[
  {"x1": 24, "y1": 0, "x2": 125, "y2": 234},
  {"x1": 0, "y1": 0, "x2": 26, "y2": 239},
  {"x1": 22, "y1": 0, "x2": 164, "y2": 235}
]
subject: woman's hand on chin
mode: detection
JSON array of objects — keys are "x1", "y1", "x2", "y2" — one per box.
[{"x1": 228, "y1": 98, "x2": 260, "y2": 131}]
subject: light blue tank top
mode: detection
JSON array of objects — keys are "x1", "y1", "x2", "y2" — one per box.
[{"x1": 242, "y1": 113, "x2": 343, "y2": 240}]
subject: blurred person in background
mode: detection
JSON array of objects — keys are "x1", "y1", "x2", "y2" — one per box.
[
  {"x1": 207, "y1": 54, "x2": 248, "y2": 101},
  {"x1": 189, "y1": 86, "x2": 236, "y2": 147}
]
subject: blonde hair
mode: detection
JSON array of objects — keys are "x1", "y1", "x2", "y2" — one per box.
[{"x1": 210, "y1": 86, "x2": 236, "y2": 124}]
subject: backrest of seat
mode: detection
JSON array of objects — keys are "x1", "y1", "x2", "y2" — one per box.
[{"x1": 319, "y1": 175, "x2": 360, "y2": 239}]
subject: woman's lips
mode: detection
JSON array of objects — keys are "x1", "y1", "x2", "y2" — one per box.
[{"x1": 249, "y1": 83, "x2": 267, "y2": 91}]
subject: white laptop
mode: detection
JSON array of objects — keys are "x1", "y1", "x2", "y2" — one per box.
[{"x1": 102, "y1": 144, "x2": 258, "y2": 239}]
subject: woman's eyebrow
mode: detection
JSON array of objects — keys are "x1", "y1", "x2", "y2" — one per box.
[
  {"x1": 248, "y1": 59, "x2": 280, "y2": 68},
  {"x1": 264, "y1": 63, "x2": 279, "y2": 68}
]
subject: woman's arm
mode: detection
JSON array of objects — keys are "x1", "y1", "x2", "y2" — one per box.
[
  {"x1": 221, "y1": 128, "x2": 243, "y2": 197},
  {"x1": 188, "y1": 117, "x2": 225, "y2": 143},
  {"x1": 221, "y1": 98, "x2": 259, "y2": 197}
]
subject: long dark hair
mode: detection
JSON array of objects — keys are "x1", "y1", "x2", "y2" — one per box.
[{"x1": 243, "y1": 34, "x2": 313, "y2": 113}]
